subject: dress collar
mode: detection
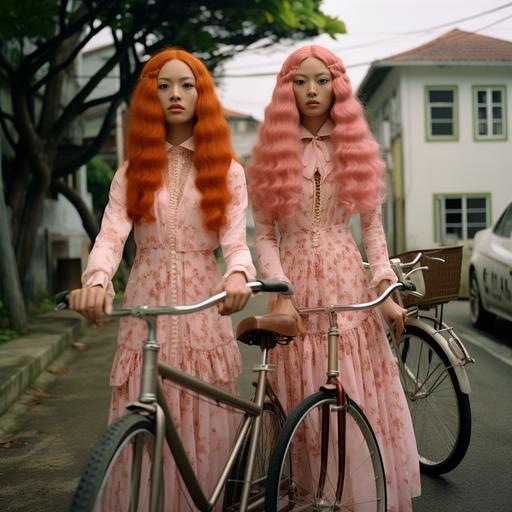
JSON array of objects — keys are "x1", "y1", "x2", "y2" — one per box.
[
  {"x1": 299, "y1": 119, "x2": 334, "y2": 140},
  {"x1": 300, "y1": 119, "x2": 334, "y2": 180},
  {"x1": 165, "y1": 136, "x2": 195, "y2": 152}
]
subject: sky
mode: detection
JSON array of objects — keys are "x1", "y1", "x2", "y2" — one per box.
[{"x1": 216, "y1": 0, "x2": 512, "y2": 119}]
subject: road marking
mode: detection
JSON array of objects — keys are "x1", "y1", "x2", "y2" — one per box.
[{"x1": 452, "y1": 323, "x2": 512, "y2": 368}]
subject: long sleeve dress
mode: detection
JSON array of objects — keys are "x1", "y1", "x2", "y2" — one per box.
[
  {"x1": 253, "y1": 120, "x2": 420, "y2": 511},
  {"x1": 82, "y1": 137, "x2": 256, "y2": 511}
]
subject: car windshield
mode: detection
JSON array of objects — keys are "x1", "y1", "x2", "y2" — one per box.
[{"x1": 493, "y1": 203, "x2": 512, "y2": 238}]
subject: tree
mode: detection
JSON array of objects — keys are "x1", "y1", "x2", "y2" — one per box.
[{"x1": 0, "y1": 0, "x2": 345, "y2": 323}]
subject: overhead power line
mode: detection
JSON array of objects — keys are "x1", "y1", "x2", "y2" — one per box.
[{"x1": 225, "y1": 2, "x2": 512, "y2": 72}]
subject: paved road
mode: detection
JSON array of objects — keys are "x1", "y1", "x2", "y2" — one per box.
[
  {"x1": 0, "y1": 298, "x2": 511, "y2": 511},
  {"x1": 412, "y1": 300, "x2": 512, "y2": 512}
]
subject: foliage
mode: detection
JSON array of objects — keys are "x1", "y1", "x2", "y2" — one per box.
[
  {"x1": 86, "y1": 157, "x2": 115, "y2": 219},
  {"x1": 38, "y1": 296, "x2": 55, "y2": 313},
  {"x1": 0, "y1": 329, "x2": 17, "y2": 343},
  {"x1": 0, "y1": 299, "x2": 17, "y2": 341},
  {"x1": 0, "y1": 0, "x2": 345, "y2": 328}
]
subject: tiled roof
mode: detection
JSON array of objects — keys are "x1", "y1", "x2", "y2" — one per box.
[{"x1": 380, "y1": 28, "x2": 512, "y2": 63}]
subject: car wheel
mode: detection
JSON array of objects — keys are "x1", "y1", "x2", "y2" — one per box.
[{"x1": 469, "y1": 272, "x2": 494, "y2": 328}]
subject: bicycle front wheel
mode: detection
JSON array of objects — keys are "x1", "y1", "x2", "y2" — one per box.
[
  {"x1": 70, "y1": 413, "x2": 161, "y2": 512},
  {"x1": 266, "y1": 390, "x2": 386, "y2": 512},
  {"x1": 394, "y1": 324, "x2": 471, "y2": 474}
]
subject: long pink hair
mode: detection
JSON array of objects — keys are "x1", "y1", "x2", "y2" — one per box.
[{"x1": 248, "y1": 45, "x2": 385, "y2": 215}]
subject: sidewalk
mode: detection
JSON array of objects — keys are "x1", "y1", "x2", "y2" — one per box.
[
  {"x1": 0, "y1": 310, "x2": 86, "y2": 418},
  {"x1": 0, "y1": 293, "x2": 270, "y2": 422}
]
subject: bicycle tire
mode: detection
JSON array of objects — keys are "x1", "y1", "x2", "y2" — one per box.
[
  {"x1": 223, "y1": 400, "x2": 286, "y2": 511},
  {"x1": 265, "y1": 390, "x2": 386, "y2": 512},
  {"x1": 394, "y1": 324, "x2": 471, "y2": 474},
  {"x1": 70, "y1": 413, "x2": 160, "y2": 512}
]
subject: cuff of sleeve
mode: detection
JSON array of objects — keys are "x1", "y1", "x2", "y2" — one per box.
[
  {"x1": 82, "y1": 271, "x2": 115, "y2": 298},
  {"x1": 223, "y1": 264, "x2": 257, "y2": 282},
  {"x1": 368, "y1": 268, "x2": 398, "y2": 289}
]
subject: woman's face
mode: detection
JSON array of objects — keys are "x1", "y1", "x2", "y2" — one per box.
[
  {"x1": 157, "y1": 59, "x2": 198, "y2": 127},
  {"x1": 292, "y1": 57, "x2": 333, "y2": 121}
]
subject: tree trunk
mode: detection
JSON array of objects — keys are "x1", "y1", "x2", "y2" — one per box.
[
  {"x1": 0, "y1": 143, "x2": 28, "y2": 334},
  {"x1": 15, "y1": 174, "x2": 51, "y2": 283},
  {"x1": 7, "y1": 152, "x2": 31, "y2": 249}
]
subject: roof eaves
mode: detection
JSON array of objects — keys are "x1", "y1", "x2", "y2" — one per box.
[{"x1": 377, "y1": 59, "x2": 512, "y2": 67}]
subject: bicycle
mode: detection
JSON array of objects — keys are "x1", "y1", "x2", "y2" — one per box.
[
  {"x1": 387, "y1": 247, "x2": 475, "y2": 475},
  {"x1": 265, "y1": 280, "x2": 419, "y2": 512},
  {"x1": 56, "y1": 280, "x2": 298, "y2": 512}
]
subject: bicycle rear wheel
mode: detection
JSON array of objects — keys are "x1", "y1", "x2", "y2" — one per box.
[
  {"x1": 223, "y1": 400, "x2": 286, "y2": 511},
  {"x1": 394, "y1": 324, "x2": 471, "y2": 474},
  {"x1": 70, "y1": 413, "x2": 161, "y2": 512},
  {"x1": 266, "y1": 390, "x2": 386, "y2": 512}
]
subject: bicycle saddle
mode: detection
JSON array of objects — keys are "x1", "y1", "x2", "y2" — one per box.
[{"x1": 236, "y1": 313, "x2": 299, "y2": 349}]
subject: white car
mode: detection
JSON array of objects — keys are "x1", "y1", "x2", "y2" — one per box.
[{"x1": 469, "y1": 201, "x2": 512, "y2": 327}]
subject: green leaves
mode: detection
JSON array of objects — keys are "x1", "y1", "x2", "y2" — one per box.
[{"x1": 0, "y1": 0, "x2": 58, "y2": 39}]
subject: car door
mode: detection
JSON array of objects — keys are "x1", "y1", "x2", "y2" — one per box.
[{"x1": 485, "y1": 203, "x2": 512, "y2": 318}]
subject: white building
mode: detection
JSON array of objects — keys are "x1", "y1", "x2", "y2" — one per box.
[{"x1": 358, "y1": 29, "x2": 512, "y2": 260}]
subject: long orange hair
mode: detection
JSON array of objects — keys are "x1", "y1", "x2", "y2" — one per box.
[{"x1": 125, "y1": 48, "x2": 234, "y2": 231}]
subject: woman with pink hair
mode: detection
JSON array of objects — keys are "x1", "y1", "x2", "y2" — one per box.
[{"x1": 248, "y1": 45, "x2": 421, "y2": 510}]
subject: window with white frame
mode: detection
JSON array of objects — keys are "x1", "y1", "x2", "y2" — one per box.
[
  {"x1": 474, "y1": 86, "x2": 507, "y2": 140},
  {"x1": 435, "y1": 194, "x2": 490, "y2": 242},
  {"x1": 426, "y1": 87, "x2": 458, "y2": 140}
]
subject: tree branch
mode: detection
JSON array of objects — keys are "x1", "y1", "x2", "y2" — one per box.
[
  {"x1": 52, "y1": 36, "x2": 133, "y2": 141},
  {"x1": 26, "y1": 1, "x2": 122, "y2": 76},
  {"x1": 30, "y1": 19, "x2": 110, "y2": 93},
  {"x1": 0, "y1": 111, "x2": 17, "y2": 151},
  {"x1": 52, "y1": 179, "x2": 99, "y2": 242},
  {"x1": 54, "y1": 93, "x2": 125, "y2": 177},
  {"x1": 0, "y1": 51, "x2": 13, "y2": 75}
]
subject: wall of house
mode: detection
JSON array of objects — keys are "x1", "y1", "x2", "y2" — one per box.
[
  {"x1": 400, "y1": 65, "x2": 512, "y2": 250},
  {"x1": 360, "y1": 68, "x2": 404, "y2": 254}
]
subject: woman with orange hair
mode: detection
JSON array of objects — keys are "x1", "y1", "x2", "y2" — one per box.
[
  {"x1": 70, "y1": 48, "x2": 255, "y2": 509},
  {"x1": 248, "y1": 45, "x2": 420, "y2": 511}
]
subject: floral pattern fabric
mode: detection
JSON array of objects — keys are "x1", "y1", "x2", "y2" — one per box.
[
  {"x1": 82, "y1": 137, "x2": 255, "y2": 511},
  {"x1": 253, "y1": 120, "x2": 421, "y2": 511}
]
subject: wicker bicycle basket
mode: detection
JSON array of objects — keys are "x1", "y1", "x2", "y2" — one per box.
[{"x1": 392, "y1": 245, "x2": 463, "y2": 308}]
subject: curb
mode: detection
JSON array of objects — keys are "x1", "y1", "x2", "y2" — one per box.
[{"x1": 0, "y1": 310, "x2": 87, "y2": 417}]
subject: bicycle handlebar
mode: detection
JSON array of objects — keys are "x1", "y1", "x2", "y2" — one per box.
[
  {"x1": 293, "y1": 281, "x2": 415, "y2": 315},
  {"x1": 55, "y1": 279, "x2": 293, "y2": 316}
]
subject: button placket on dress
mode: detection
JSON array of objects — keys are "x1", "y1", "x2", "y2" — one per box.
[{"x1": 166, "y1": 147, "x2": 192, "y2": 359}]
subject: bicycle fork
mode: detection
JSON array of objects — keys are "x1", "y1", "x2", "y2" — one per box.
[{"x1": 317, "y1": 312, "x2": 347, "y2": 508}]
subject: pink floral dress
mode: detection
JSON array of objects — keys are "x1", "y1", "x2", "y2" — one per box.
[
  {"x1": 253, "y1": 120, "x2": 421, "y2": 511},
  {"x1": 82, "y1": 137, "x2": 256, "y2": 511}
]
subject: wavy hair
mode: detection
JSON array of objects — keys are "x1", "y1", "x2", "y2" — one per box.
[
  {"x1": 248, "y1": 45, "x2": 385, "y2": 215},
  {"x1": 125, "y1": 48, "x2": 233, "y2": 231}
]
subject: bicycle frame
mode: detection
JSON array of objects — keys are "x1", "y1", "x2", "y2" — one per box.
[
  {"x1": 292, "y1": 282, "x2": 407, "y2": 505},
  {"x1": 124, "y1": 323, "x2": 280, "y2": 512}
]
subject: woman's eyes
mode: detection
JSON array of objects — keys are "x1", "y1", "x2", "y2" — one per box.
[
  {"x1": 157, "y1": 82, "x2": 195, "y2": 89},
  {"x1": 293, "y1": 78, "x2": 330, "y2": 86}
]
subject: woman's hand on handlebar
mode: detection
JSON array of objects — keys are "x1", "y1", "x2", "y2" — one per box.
[
  {"x1": 381, "y1": 297, "x2": 406, "y2": 339},
  {"x1": 69, "y1": 285, "x2": 113, "y2": 326},
  {"x1": 213, "y1": 272, "x2": 252, "y2": 315},
  {"x1": 268, "y1": 293, "x2": 304, "y2": 332},
  {"x1": 378, "y1": 280, "x2": 407, "y2": 339}
]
